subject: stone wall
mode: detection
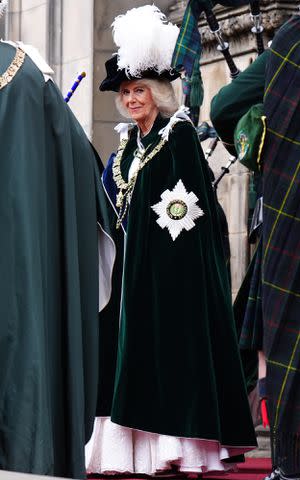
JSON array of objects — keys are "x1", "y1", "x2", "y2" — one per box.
[{"x1": 5, "y1": 0, "x2": 94, "y2": 137}]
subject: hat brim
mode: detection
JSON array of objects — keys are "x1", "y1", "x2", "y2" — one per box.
[{"x1": 99, "y1": 55, "x2": 181, "y2": 92}]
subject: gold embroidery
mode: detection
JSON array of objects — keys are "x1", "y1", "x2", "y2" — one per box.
[{"x1": 0, "y1": 48, "x2": 26, "y2": 90}]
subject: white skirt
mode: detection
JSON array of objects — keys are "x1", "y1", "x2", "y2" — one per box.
[{"x1": 86, "y1": 417, "x2": 252, "y2": 476}]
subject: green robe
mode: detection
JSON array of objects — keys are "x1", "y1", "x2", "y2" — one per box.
[
  {"x1": 99, "y1": 115, "x2": 257, "y2": 451},
  {"x1": 0, "y1": 42, "x2": 110, "y2": 478}
]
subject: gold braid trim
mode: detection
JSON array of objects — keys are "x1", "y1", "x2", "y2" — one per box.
[{"x1": 0, "y1": 48, "x2": 26, "y2": 91}]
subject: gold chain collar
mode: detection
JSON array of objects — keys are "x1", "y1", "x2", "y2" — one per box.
[
  {"x1": 112, "y1": 135, "x2": 167, "y2": 229},
  {"x1": 0, "y1": 47, "x2": 26, "y2": 91}
]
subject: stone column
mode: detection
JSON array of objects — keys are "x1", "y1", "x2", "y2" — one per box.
[{"x1": 59, "y1": 0, "x2": 94, "y2": 136}]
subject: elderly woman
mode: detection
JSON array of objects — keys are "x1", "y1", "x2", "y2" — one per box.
[{"x1": 87, "y1": 5, "x2": 256, "y2": 477}]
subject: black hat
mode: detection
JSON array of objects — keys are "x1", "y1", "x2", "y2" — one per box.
[
  {"x1": 100, "y1": 55, "x2": 181, "y2": 92},
  {"x1": 99, "y1": 5, "x2": 181, "y2": 93}
]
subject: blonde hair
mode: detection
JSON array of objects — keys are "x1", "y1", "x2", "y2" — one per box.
[{"x1": 115, "y1": 78, "x2": 179, "y2": 118}]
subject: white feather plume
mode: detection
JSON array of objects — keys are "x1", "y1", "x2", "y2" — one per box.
[
  {"x1": 112, "y1": 5, "x2": 179, "y2": 78},
  {"x1": 0, "y1": 0, "x2": 8, "y2": 17}
]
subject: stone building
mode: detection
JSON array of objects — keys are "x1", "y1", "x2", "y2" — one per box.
[{"x1": 2, "y1": 0, "x2": 298, "y2": 296}]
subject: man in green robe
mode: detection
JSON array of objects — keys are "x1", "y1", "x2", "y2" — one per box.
[{"x1": 0, "y1": 40, "x2": 114, "y2": 478}]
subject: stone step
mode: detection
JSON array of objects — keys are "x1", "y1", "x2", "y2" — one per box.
[{"x1": 246, "y1": 425, "x2": 271, "y2": 459}]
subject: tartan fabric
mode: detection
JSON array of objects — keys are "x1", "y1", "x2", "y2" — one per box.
[
  {"x1": 171, "y1": 0, "x2": 206, "y2": 76},
  {"x1": 262, "y1": 15, "x2": 300, "y2": 474},
  {"x1": 171, "y1": 0, "x2": 249, "y2": 75}
]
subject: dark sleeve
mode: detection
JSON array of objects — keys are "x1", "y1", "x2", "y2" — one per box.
[{"x1": 210, "y1": 50, "x2": 269, "y2": 156}]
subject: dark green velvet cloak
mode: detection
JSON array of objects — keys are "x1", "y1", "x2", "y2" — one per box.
[
  {"x1": 99, "y1": 116, "x2": 257, "y2": 450},
  {"x1": 0, "y1": 43, "x2": 109, "y2": 478}
]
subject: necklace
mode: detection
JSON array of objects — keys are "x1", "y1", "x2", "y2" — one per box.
[{"x1": 112, "y1": 136, "x2": 167, "y2": 228}]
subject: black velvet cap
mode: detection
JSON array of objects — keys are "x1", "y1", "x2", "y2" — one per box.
[{"x1": 99, "y1": 55, "x2": 181, "y2": 92}]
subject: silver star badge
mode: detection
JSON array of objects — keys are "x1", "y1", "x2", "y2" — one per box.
[{"x1": 151, "y1": 179, "x2": 204, "y2": 241}]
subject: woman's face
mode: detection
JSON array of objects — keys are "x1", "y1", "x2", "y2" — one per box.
[{"x1": 120, "y1": 81, "x2": 159, "y2": 124}]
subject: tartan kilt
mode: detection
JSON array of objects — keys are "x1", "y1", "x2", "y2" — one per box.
[{"x1": 262, "y1": 15, "x2": 300, "y2": 474}]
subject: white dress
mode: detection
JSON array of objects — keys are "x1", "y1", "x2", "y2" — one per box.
[{"x1": 86, "y1": 417, "x2": 252, "y2": 476}]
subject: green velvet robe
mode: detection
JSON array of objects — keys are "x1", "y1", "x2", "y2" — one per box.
[
  {"x1": 0, "y1": 42, "x2": 110, "y2": 479},
  {"x1": 99, "y1": 116, "x2": 257, "y2": 451}
]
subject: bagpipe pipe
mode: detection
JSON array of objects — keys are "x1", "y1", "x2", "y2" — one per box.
[
  {"x1": 172, "y1": 0, "x2": 265, "y2": 189},
  {"x1": 203, "y1": 0, "x2": 265, "y2": 78}
]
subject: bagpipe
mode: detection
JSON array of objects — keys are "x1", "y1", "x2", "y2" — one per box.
[{"x1": 172, "y1": 0, "x2": 265, "y2": 188}]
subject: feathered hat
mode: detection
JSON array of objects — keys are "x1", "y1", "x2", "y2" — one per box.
[
  {"x1": 0, "y1": 0, "x2": 8, "y2": 16},
  {"x1": 100, "y1": 5, "x2": 181, "y2": 92}
]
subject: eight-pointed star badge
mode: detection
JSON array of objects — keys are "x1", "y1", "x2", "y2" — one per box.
[{"x1": 151, "y1": 179, "x2": 204, "y2": 241}]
